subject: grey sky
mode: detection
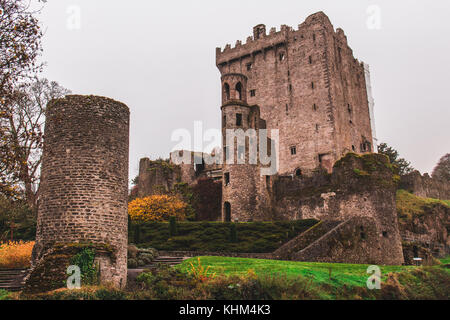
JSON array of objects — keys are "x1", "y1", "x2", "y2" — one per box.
[{"x1": 38, "y1": 0, "x2": 450, "y2": 181}]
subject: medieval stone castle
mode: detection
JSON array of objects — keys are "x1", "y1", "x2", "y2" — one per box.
[
  {"x1": 139, "y1": 12, "x2": 378, "y2": 223},
  {"x1": 27, "y1": 12, "x2": 448, "y2": 291}
]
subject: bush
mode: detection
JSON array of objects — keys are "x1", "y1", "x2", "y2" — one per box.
[
  {"x1": 0, "y1": 241, "x2": 34, "y2": 268},
  {"x1": 70, "y1": 247, "x2": 98, "y2": 286},
  {"x1": 128, "y1": 195, "x2": 188, "y2": 222},
  {"x1": 169, "y1": 216, "x2": 177, "y2": 237},
  {"x1": 229, "y1": 223, "x2": 237, "y2": 243},
  {"x1": 127, "y1": 246, "x2": 158, "y2": 268}
]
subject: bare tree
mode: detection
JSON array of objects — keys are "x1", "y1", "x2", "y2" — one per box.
[
  {"x1": 0, "y1": 78, "x2": 70, "y2": 210},
  {"x1": 0, "y1": 0, "x2": 44, "y2": 98}
]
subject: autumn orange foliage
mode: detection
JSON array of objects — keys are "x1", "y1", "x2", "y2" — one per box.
[
  {"x1": 128, "y1": 195, "x2": 188, "y2": 222},
  {"x1": 0, "y1": 241, "x2": 34, "y2": 269}
]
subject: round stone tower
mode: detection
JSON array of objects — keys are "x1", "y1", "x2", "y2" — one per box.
[
  {"x1": 221, "y1": 73, "x2": 259, "y2": 222},
  {"x1": 34, "y1": 95, "x2": 129, "y2": 288}
]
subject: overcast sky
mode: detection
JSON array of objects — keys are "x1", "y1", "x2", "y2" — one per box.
[{"x1": 38, "y1": 0, "x2": 450, "y2": 180}]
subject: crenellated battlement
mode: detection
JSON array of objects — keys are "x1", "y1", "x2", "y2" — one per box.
[{"x1": 216, "y1": 11, "x2": 335, "y2": 65}]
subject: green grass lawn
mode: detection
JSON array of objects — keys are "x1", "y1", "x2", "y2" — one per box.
[{"x1": 177, "y1": 256, "x2": 415, "y2": 288}]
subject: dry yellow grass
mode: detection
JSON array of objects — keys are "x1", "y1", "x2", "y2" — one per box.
[{"x1": 0, "y1": 241, "x2": 34, "y2": 269}]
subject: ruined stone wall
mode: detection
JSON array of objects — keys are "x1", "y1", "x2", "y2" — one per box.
[
  {"x1": 33, "y1": 95, "x2": 129, "y2": 288},
  {"x1": 400, "y1": 170, "x2": 450, "y2": 200},
  {"x1": 216, "y1": 12, "x2": 373, "y2": 176},
  {"x1": 272, "y1": 153, "x2": 404, "y2": 265},
  {"x1": 398, "y1": 203, "x2": 449, "y2": 257},
  {"x1": 137, "y1": 158, "x2": 181, "y2": 197}
]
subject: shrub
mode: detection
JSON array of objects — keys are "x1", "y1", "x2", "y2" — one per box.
[
  {"x1": 169, "y1": 216, "x2": 177, "y2": 237},
  {"x1": 128, "y1": 195, "x2": 188, "y2": 222},
  {"x1": 70, "y1": 248, "x2": 98, "y2": 286},
  {"x1": 229, "y1": 223, "x2": 237, "y2": 243},
  {"x1": 0, "y1": 241, "x2": 34, "y2": 268},
  {"x1": 129, "y1": 219, "x2": 319, "y2": 253}
]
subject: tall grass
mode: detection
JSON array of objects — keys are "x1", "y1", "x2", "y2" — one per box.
[{"x1": 0, "y1": 241, "x2": 34, "y2": 269}]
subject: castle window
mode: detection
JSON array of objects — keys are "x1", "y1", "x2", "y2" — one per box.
[
  {"x1": 295, "y1": 169, "x2": 302, "y2": 177},
  {"x1": 290, "y1": 146, "x2": 297, "y2": 156},
  {"x1": 224, "y1": 83, "x2": 230, "y2": 100},
  {"x1": 309, "y1": 55, "x2": 313, "y2": 64},
  {"x1": 236, "y1": 113, "x2": 242, "y2": 126},
  {"x1": 238, "y1": 145, "x2": 245, "y2": 161},
  {"x1": 224, "y1": 146, "x2": 230, "y2": 161},
  {"x1": 348, "y1": 104, "x2": 352, "y2": 114},
  {"x1": 235, "y1": 82, "x2": 242, "y2": 100},
  {"x1": 286, "y1": 104, "x2": 289, "y2": 114},
  {"x1": 382, "y1": 231, "x2": 388, "y2": 238},
  {"x1": 250, "y1": 89, "x2": 256, "y2": 97},
  {"x1": 311, "y1": 82, "x2": 315, "y2": 89},
  {"x1": 313, "y1": 33, "x2": 316, "y2": 41},
  {"x1": 313, "y1": 104, "x2": 317, "y2": 111},
  {"x1": 224, "y1": 173, "x2": 230, "y2": 186},
  {"x1": 279, "y1": 52, "x2": 285, "y2": 61},
  {"x1": 266, "y1": 175, "x2": 270, "y2": 186},
  {"x1": 246, "y1": 63, "x2": 253, "y2": 71},
  {"x1": 352, "y1": 145, "x2": 356, "y2": 152},
  {"x1": 316, "y1": 124, "x2": 319, "y2": 132},
  {"x1": 289, "y1": 84, "x2": 292, "y2": 92}
]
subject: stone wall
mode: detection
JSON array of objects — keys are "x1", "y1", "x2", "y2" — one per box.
[
  {"x1": 32, "y1": 95, "x2": 129, "y2": 289},
  {"x1": 137, "y1": 158, "x2": 181, "y2": 197},
  {"x1": 398, "y1": 202, "x2": 449, "y2": 257},
  {"x1": 272, "y1": 153, "x2": 405, "y2": 265},
  {"x1": 400, "y1": 170, "x2": 450, "y2": 200}
]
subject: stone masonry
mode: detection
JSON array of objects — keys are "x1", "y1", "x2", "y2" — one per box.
[
  {"x1": 216, "y1": 11, "x2": 375, "y2": 176},
  {"x1": 32, "y1": 95, "x2": 129, "y2": 289}
]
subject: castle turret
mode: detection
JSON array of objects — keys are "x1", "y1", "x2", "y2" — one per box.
[{"x1": 221, "y1": 73, "x2": 260, "y2": 222}]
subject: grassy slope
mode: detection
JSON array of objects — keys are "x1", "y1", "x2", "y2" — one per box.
[
  {"x1": 177, "y1": 256, "x2": 412, "y2": 287},
  {"x1": 178, "y1": 256, "x2": 450, "y2": 299},
  {"x1": 396, "y1": 189, "x2": 450, "y2": 221}
]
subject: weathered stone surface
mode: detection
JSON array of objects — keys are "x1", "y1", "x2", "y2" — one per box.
[
  {"x1": 293, "y1": 216, "x2": 400, "y2": 265},
  {"x1": 400, "y1": 171, "x2": 450, "y2": 200},
  {"x1": 399, "y1": 202, "x2": 449, "y2": 257},
  {"x1": 217, "y1": 11, "x2": 374, "y2": 176},
  {"x1": 273, "y1": 153, "x2": 404, "y2": 265},
  {"x1": 31, "y1": 95, "x2": 129, "y2": 289}
]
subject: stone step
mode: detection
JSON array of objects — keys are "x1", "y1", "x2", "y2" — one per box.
[
  {"x1": 0, "y1": 269, "x2": 29, "y2": 292},
  {"x1": 0, "y1": 285, "x2": 23, "y2": 292}
]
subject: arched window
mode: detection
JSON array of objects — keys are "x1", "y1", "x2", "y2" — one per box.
[
  {"x1": 295, "y1": 168, "x2": 302, "y2": 177},
  {"x1": 235, "y1": 82, "x2": 242, "y2": 100},
  {"x1": 224, "y1": 83, "x2": 230, "y2": 101},
  {"x1": 224, "y1": 202, "x2": 231, "y2": 222}
]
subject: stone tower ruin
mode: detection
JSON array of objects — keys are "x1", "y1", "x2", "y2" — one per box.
[{"x1": 31, "y1": 95, "x2": 129, "y2": 289}]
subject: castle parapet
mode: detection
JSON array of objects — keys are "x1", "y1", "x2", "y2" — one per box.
[{"x1": 216, "y1": 11, "x2": 334, "y2": 65}]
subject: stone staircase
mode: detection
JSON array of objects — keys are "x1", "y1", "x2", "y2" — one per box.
[
  {"x1": 273, "y1": 220, "x2": 341, "y2": 260},
  {"x1": 0, "y1": 269, "x2": 29, "y2": 292},
  {"x1": 144, "y1": 256, "x2": 188, "y2": 268}
]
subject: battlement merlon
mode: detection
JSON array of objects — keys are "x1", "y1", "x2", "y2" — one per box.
[{"x1": 216, "y1": 11, "x2": 335, "y2": 66}]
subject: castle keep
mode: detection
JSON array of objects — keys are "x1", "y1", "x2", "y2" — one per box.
[
  {"x1": 139, "y1": 12, "x2": 379, "y2": 224},
  {"x1": 217, "y1": 11, "x2": 376, "y2": 176}
]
